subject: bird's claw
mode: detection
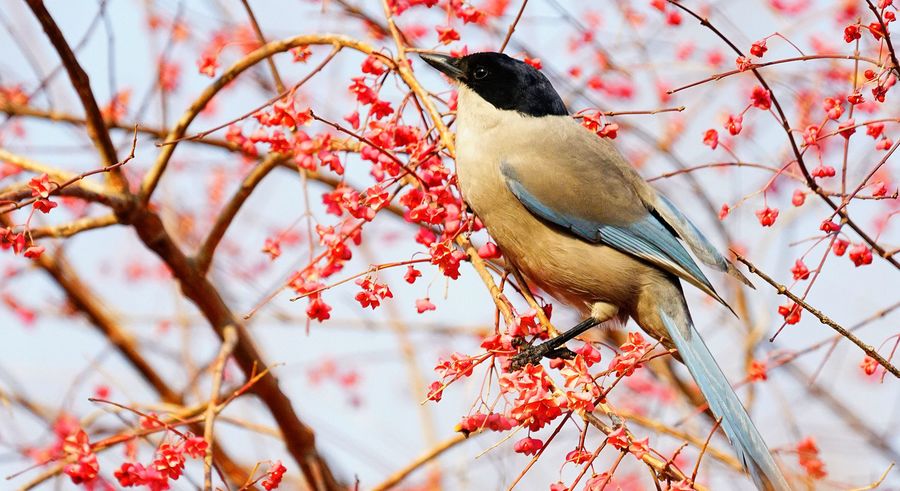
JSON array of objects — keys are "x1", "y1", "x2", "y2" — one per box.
[{"x1": 509, "y1": 342, "x2": 575, "y2": 370}]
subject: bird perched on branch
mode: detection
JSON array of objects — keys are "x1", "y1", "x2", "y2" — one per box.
[{"x1": 421, "y1": 51, "x2": 789, "y2": 491}]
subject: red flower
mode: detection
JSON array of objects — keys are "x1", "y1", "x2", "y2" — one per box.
[
  {"x1": 24, "y1": 245, "x2": 45, "y2": 259},
  {"x1": 860, "y1": 356, "x2": 878, "y2": 375},
  {"x1": 429, "y1": 240, "x2": 467, "y2": 279},
  {"x1": 750, "y1": 86, "x2": 771, "y2": 110},
  {"x1": 778, "y1": 303, "x2": 802, "y2": 324},
  {"x1": 426, "y1": 381, "x2": 444, "y2": 402},
  {"x1": 755, "y1": 206, "x2": 779, "y2": 227},
  {"x1": 844, "y1": 24, "x2": 861, "y2": 42},
  {"x1": 823, "y1": 97, "x2": 843, "y2": 120},
  {"x1": 523, "y1": 56, "x2": 542, "y2": 69},
  {"x1": 724, "y1": 114, "x2": 742, "y2": 135},
  {"x1": 597, "y1": 122, "x2": 618, "y2": 139},
  {"x1": 606, "y1": 426, "x2": 629, "y2": 450},
  {"x1": 749, "y1": 39, "x2": 767, "y2": 57},
  {"x1": 197, "y1": 51, "x2": 219, "y2": 77},
  {"x1": 791, "y1": 259, "x2": 810, "y2": 280},
  {"x1": 832, "y1": 239, "x2": 849, "y2": 256},
  {"x1": 62, "y1": 429, "x2": 99, "y2": 484},
  {"x1": 797, "y1": 437, "x2": 827, "y2": 480},
  {"x1": 361, "y1": 55, "x2": 386, "y2": 75},
  {"x1": 565, "y1": 448, "x2": 593, "y2": 464},
  {"x1": 291, "y1": 45, "x2": 312, "y2": 63},
  {"x1": 262, "y1": 238, "x2": 281, "y2": 260},
  {"x1": 370, "y1": 99, "x2": 394, "y2": 120},
  {"x1": 114, "y1": 462, "x2": 144, "y2": 487},
  {"x1": 306, "y1": 296, "x2": 332, "y2": 322},
  {"x1": 183, "y1": 435, "x2": 208, "y2": 459},
  {"x1": 820, "y1": 220, "x2": 840, "y2": 233},
  {"x1": 718, "y1": 203, "x2": 730, "y2": 220},
  {"x1": 811, "y1": 164, "x2": 836, "y2": 178},
  {"x1": 848, "y1": 244, "x2": 873, "y2": 267},
  {"x1": 262, "y1": 461, "x2": 287, "y2": 490},
  {"x1": 513, "y1": 437, "x2": 543, "y2": 455},
  {"x1": 436, "y1": 25, "x2": 460, "y2": 45},
  {"x1": 703, "y1": 128, "x2": 719, "y2": 149},
  {"x1": 416, "y1": 297, "x2": 436, "y2": 313},
  {"x1": 28, "y1": 173, "x2": 52, "y2": 198},
  {"x1": 348, "y1": 77, "x2": 377, "y2": 105},
  {"x1": 153, "y1": 443, "x2": 185, "y2": 480},
  {"x1": 748, "y1": 360, "x2": 768, "y2": 381},
  {"x1": 792, "y1": 189, "x2": 806, "y2": 207}
]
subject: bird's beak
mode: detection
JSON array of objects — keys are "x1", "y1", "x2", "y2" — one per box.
[{"x1": 419, "y1": 53, "x2": 464, "y2": 80}]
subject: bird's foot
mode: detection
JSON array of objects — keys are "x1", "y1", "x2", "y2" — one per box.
[{"x1": 509, "y1": 341, "x2": 575, "y2": 370}]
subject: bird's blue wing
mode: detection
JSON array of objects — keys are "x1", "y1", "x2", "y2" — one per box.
[{"x1": 501, "y1": 162, "x2": 716, "y2": 295}]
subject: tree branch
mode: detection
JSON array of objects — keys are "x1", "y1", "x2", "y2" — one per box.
[{"x1": 23, "y1": 0, "x2": 128, "y2": 192}]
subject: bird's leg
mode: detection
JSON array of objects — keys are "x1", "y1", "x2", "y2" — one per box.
[{"x1": 510, "y1": 317, "x2": 599, "y2": 370}]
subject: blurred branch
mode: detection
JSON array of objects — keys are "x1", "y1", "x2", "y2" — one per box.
[
  {"x1": 0, "y1": 239, "x2": 251, "y2": 486},
  {"x1": 204, "y1": 325, "x2": 239, "y2": 490},
  {"x1": 129, "y1": 208, "x2": 342, "y2": 490},
  {"x1": 370, "y1": 432, "x2": 477, "y2": 491},
  {"x1": 0, "y1": 128, "x2": 135, "y2": 215},
  {"x1": 240, "y1": 0, "x2": 286, "y2": 93},
  {"x1": 23, "y1": 0, "x2": 128, "y2": 192},
  {"x1": 196, "y1": 153, "x2": 285, "y2": 274},
  {"x1": 26, "y1": 213, "x2": 119, "y2": 239}
]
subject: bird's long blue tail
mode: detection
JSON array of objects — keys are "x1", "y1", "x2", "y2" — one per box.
[{"x1": 659, "y1": 309, "x2": 790, "y2": 491}]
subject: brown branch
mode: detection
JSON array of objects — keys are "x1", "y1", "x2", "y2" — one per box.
[
  {"x1": 240, "y1": 0, "x2": 286, "y2": 93},
  {"x1": 24, "y1": 0, "x2": 128, "y2": 192},
  {"x1": 370, "y1": 432, "x2": 477, "y2": 491},
  {"x1": 848, "y1": 462, "x2": 894, "y2": 491},
  {"x1": 0, "y1": 148, "x2": 110, "y2": 198},
  {"x1": 26, "y1": 213, "x2": 118, "y2": 239},
  {"x1": 734, "y1": 253, "x2": 900, "y2": 378},
  {"x1": 0, "y1": 103, "x2": 362, "y2": 155},
  {"x1": 4, "y1": 241, "x2": 251, "y2": 486},
  {"x1": 692, "y1": 417, "x2": 722, "y2": 483},
  {"x1": 159, "y1": 45, "x2": 343, "y2": 148},
  {"x1": 1, "y1": 128, "x2": 136, "y2": 215},
  {"x1": 195, "y1": 153, "x2": 284, "y2": 274},
  {"x1": 499, "y1": 0, "x2": 528, "y2": 53},
  {"x1": 129, "y1": 208, "x2": 341, "y2": 490},
  {"x1": 204, "y1": 325, "x2": 239, "y2": 490},
  {"x1": 140, "y1": 33, "x2": 386, "y2": 204},
  {"x1": 865, "y1": 0, "x2": 900, "y2": 78},
  {"x1": 582, "y1": 412, "x2": 698, "y2": 487}
]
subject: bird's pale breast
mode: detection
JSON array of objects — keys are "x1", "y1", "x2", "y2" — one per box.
[{"x1": 454, "y1": 87, "x2": 652, "y2": 313}]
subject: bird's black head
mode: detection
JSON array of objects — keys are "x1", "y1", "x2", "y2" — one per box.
[{"x1": 420, "y1": 52, "x2": 567, "y2": 117}]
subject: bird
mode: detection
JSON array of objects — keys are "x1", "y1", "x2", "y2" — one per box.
[{"x1": 420, "y1": 51, "x2": 790, "y2": 491}]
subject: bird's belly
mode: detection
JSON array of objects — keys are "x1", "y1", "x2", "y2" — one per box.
[{"x1": 456, "y1": 153, "x2": 644, "y2": 311}]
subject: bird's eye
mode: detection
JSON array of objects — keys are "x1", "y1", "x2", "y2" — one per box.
[{"x1": 473, "y1": 66, "x2": 489, "y2": 80}]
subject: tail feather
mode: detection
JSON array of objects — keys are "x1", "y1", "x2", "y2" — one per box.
[{"x1": 660, "y1": 310, "x2": 789, "y2": 491}]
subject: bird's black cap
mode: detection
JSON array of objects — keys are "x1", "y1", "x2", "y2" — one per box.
[{"x1": 420, "y1": 51, "x2": 567, "y2": 117}]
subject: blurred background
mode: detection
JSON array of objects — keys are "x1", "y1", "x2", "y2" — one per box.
[{"x1": 0, "y1": 0, "x2": 897, "y2": 489}]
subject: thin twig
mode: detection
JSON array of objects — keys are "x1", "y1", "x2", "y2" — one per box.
[
  {"x1": 370, "y1": 432, "x2": 477, "y2": 491},
  {"x1": 24, "y1": 0, "x2": 128, "y2": 191},
  {"x1": 204, "y1": 326, "x2": 239, "y2": 490},
  {"x1": 734, "y1": 253, "x2": 900, "y2": 378},
  {"x1": 499, "y1": 0, "x2": 528, "y2": 53}
]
